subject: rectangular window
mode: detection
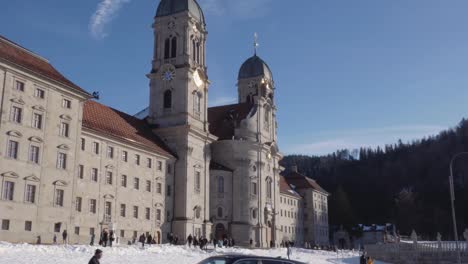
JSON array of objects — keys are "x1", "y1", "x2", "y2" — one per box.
[
  {"x1": 62, "y1": 98, "x2": 71, "y2": 109},
  {"x1": 156, "y1": 209, "x2": 162, "y2": 221},
  {"x1": 195, "y1": 171, "x2": 201, "y2": 192},
  {"x1": 134, "y1": 178, "x2": 140, "y2": 190},
  {"x1": 120, "y1": 204, "x2": 126, "y2": 217},
  {"x1": 10, "y1": 106, "x2": 22, "y2": 123},
  {"x1": 89, "y1": 199, "x2": 97, "y2": 214},
  {"x1": 107, "y1": 146, "x2": 114, "y2": 159},
  {"x1": 105, "y1": 202, "x2": 111, "y2": 219},
  {"x1": 78, "y1": 165, "x2": 84, "y2": 179},
  {"x1": 74, "y1": 227, "x2": 80, "y2": 235},
  {"x1": 93, "y1": 142, "x2": 99, "y2": 155},
  {"x1": 133, "y1": 206, "x2": 138, "y2": 218},
  {"x1": 147, "y1": 158, "x2": 152, "y2": 168},
  {"x1": 106, "y1": 172, "x2": 113, "y2": 185},
  {"x1": 35, "y1": 88, "x2": 45, "y2": 99},
  {"x1": 25, "y1": 184, "x2": 36, "y2": 203},
  {"x1": 25, "y1": 221, "x2": 32, "y2": 231},
  {"x1": 156, "y1": 183, "x2": 162, "y2": 194},
  {"x1": 29, "y1": 145, "x2": 40, "y2": 164},
  {"x1": 59, "y1": 122, "x2": 70, "y2": 137},
  {"x1": 7, "y1": 140, "x2": 19, "y2": 159},
  {"x1": 57, "y1": 153, "x2": 67, "y2": 170},
  {"x1": 122, "y1": 151, "x2": 128, "y2": 162},
  {"x1": 167, "y1": 164, "x2": 172, "y2": 174},
  {"x1": 75, "y1": 197, "x2": 82, "y2": 212},
  {"x1": 15, "y1": 80, "x2": 25, "y2": 91},
  {"x1": 146, "y1": 180, "x2": 151, "y2": 192},
  {"x1": 32, "y1": 113, "x2": 43, "y2": 129},
  {"x1": 135, "y1": 154, "x2": 140, "y2": 165},
  {"x1": 2, "y1": 219, "x2": 10, "y2": 230},
  {"x1": 80, "y1": 138, "x2": 85, "y2": 151},
  {"x1": 145, "y1": 208, "x2": 150, "y2": 220},
  {"x1": 54, "y1": 189, "x2": 64, "y2": 207},
  {"x1": 2, "y1": 181, "x2": 15, "y2": 201},
  {"x1": 120, "y1": 230, "x2": 125, "y2": 238},
  {"x1": 121, "y1": 175, "x2": 127, "y2": 187},
  {"x1": 91, "y1": 168, "x2": 98, "y2": 182},
  {"x1": 251, "y1": 182, "x2": 257, "y2": 196},
  {"x1": 166, "y1": 185, "x2": 172, "y2": 197},
  {"x1": 157, "y1": 161, "x2": 162, "y2": 171}
]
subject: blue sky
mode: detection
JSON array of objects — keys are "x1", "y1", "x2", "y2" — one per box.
[{"x1": 2, "y1": 0, "x2": 468, "y2": 155}]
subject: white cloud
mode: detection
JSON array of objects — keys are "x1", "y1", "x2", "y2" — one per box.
[
  {"x1": 89, "y1": 0, "x2": 131, "y2": 39},
  {"x1": 209, "y1": 96, "x2": 237, "y2": 107},
  {"x1": 285, "y1": 125, "x2": 447, "y2": 156},
  {"x1": 198, "y1": 0, "x2": 273, "y2": 19}
]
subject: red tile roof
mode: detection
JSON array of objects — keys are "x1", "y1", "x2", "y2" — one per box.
[
  {"x1": 284, "y1": 171, "x2": 329, "y2": 195},
  {"x1": 83, "y1": 100, "x2": 174, "y2": 157},
  {"x1": 0, "y1": 36, "x2": 89, "y2": 95},
  {"x1": 280, "y1": 176, "x2": 301, "y2": 198},
  {"x1": 208, "y1": 103, "x2": 253, "y2": 140}
]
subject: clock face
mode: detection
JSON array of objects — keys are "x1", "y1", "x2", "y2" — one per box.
[
  {"x1": 168, "y1": 21, "x2": 176, "y2": 31},
  {"x1": 248, "y1": 81, "x2": 256, "y2": 89},
  {"x1": 161, "y1": 65, "x2": 176, "y2": 81},
  {"x1": 193, "y1": 70, "x2": 204, "y2": 88}
]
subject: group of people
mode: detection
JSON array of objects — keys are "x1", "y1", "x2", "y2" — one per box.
[
  {"x1": 186, "y1": 234, "x2": 209, "y2": 249},
  {"x1": 97, "y1": 229, "x2": 115, "y2": 247},
  {"x1": 360, "y1": 252, "x2": 374, "y2": 264},
  {"x1": 166, "y1": 232, "x2": 179, "y2": 245}
]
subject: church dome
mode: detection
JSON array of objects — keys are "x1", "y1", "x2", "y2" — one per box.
[
  {"x1": 238, "y1": 55, "x2": 273, "y2": 80},
  {"x1": 156, "y1": 0, "x2": 205, "y2": 24}
]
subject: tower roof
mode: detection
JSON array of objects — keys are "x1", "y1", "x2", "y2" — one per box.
[
  {"x1": 238, "y1": 55, "x2": 273, "y2": 80},
  {"x1": 156, "y1": 0, "x2": 205, "y2": 24}
]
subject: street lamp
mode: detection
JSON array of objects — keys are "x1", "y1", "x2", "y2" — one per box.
[{"x1": 449, "y1": 152, "x2": 466, "y2": 264}]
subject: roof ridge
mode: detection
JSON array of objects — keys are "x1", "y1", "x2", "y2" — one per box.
[{"x1": 0, "y1": 35, "x2": 49, "y2": 63}]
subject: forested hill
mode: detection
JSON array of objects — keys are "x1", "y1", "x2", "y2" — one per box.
[{"x1": 281, "y1": 119, "x2": 468, "y2": 240}]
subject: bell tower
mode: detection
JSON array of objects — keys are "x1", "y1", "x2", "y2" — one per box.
[
  {"x1": 147, "y1": 0, "x2": 215, "y2": 242},
  {"x1": 148, "y1": 0, "x2": 208, "y2": 132}
]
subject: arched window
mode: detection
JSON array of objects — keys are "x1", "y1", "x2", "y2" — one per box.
[
  {"x1": 192, "y1": 39, "x2": 197, "y2": 62},
  {"x1": 171, "y1": 37, "x2": 177, "y2": 58},
  {"x1": 218, "y1": 177, "x2": 224, "y2": 193},
  {"x1": 196, "y1": 42, "x2": 200, "y2": 63},
  {"x1": 217, "y1": 207, "x2": 223, "y2": 218},
  {"x1": 163, "y1": 90, "x2": 172, "y2": 109},
  {"x1": 252, "y1": 208, "x2": 257, "y2": 219},
  {"x1": 193, "y1": 92, "x2": 201, "y2": 114},
  {"x1": 266, "y1": 178, "x2": 272, "y2": 199},
  {"x1": 164, "y1": 38, "x2": 170, "y2": 59},
  {"x1": 264, "y1": 105, "x2": 270, "y2": 129}
]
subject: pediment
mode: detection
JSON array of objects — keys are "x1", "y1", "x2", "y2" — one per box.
[
  {"x1": 57, "y1": 144, "x2": 70, "y2": 151},
  {"x1": 10, "y1": 98, "x2": 25, "y2": 105},
  {"x1": 29, "y1": 136, "x2": 43, "y2": 143},
  {"x1": 105, "y1": 165, "x2": 114, "y2": 170},
  {"x1": 24, "y1": 175, "x2": 40, "y2": 182},
  {"x1": 154, "y1": 202, "x2": 164, "y2": 208},
  {"x1": 32, "y1": 105, "x2": 46, "y2": 112},
  {"x1": 103, "y1": 194, "x2": 115, "y2": 199},
  {"x1": 1, "y1": 171, "x2": 19, "y2": 178},
  {"x1": 53, "y1": 180, "x2": 68, "y2": 186},
  {"x1": 59, "y1": 114, "x2": 72, "y2": 121},
  {"x1": 155, "y1": 177, "x2": 163, "y2": 181},
  {"x1": 7, "y1": 130, "x2": 22, "y2": 138}
]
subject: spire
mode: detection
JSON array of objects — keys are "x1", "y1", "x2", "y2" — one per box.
[{"x1": 254, "y1": 32, "x2": 259, "y2": 56}]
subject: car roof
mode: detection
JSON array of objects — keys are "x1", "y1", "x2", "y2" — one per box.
[{"x1": 207, "y1": 255, "x2": 305, "y2": 264}]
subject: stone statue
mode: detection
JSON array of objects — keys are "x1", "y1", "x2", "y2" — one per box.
[
  {"x1": 411, "y1": 230, "x2": 418, "y2": 244},
  {"x1": 437, "y1": 232, "x2": 442, "y2": 249},
  {"x1": 464, "y1": 229, "x2": 468, "y2": 241}
]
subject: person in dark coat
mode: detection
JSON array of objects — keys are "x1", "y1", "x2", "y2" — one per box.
[
  {"x1": 213, "y1": 238, "x2": 217, "y2": 248},
  {"x1": 102, "y1": 230, "x2": 109, "y2": 247},
  {"x1": 147, "y1": 234, "x2": 153, "y2": 245},
  {"x1": 193, "y1": 236, "x2": 199, "y2": 247},
  {"x1": 203, "y1": 238, "x2": 208, "y2": 250},
  {"x1": 249, "y1": 238, "x2": 253, "y2": 248},
  {"x1": 53, "y1": 234, "x2": 57, "y2": 244},
  {"x1": 360, "y1": 253, "x2": 367, "y2": 264},
  {"x1": 88, "y1": 249, "x2": 103, "y2": 264},
  {"x1": 109, "y1": 231, "x2": 115, "y2": 247},
  {"x1": 139, "y1": 233, "x2": 146, "y2": 248},
  {"x1": 167, "y1": 233, "x2": 174, "y2": 245},
  {"x1": 62, "y1": 230, "x2": 68, "y2": 244},
  {"x1": 187, "y1": 234, "x2": 193, "y2": 247},
  {"x1": 90, "y1": 233, "x2": 95, "y2": 246}
]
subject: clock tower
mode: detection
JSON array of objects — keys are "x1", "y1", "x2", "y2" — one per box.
[{"x1": 147, "y1": 0, "x2": 215, "y2": 241}]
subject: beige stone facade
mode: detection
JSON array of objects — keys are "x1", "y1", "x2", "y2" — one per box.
[{"x1": 0, "y1": 0, "x2": 329, "y2": 248}]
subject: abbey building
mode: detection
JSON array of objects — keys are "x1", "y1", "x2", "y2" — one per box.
[{"x1": 0, "y1": 0, "x2": 329, "y2": 247}]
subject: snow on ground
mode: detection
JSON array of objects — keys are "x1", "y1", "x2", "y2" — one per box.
[{"x1": 0, "y1": 242, "x2": 389, "y2": 264}]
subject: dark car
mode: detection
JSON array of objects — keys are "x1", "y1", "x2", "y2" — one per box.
[{"x1": 196, "y1": 255, "x2": 306, "y2": 264}]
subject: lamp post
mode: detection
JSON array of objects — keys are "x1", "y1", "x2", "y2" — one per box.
[{"x1": 449, "y1": 152, "x2": 466, "y2": 264}]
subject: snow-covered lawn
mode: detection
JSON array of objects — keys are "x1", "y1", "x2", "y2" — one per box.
[{"x1": 0, "y1": 242, "x2": 389, "y2": 264}]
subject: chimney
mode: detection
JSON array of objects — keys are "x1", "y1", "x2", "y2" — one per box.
[{"x1": 291, "y1": 165, "x2": 298, "y2": 173}]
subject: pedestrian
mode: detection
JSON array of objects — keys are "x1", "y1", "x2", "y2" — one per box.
[
  {"x1": 147, "y1": 234, "x2": 153, "y2": 245},
  {"x1": 193, "y1": 236, "x2": 199, "y2": 247},
  {"x1": 36, "y1": 236, "x2": 41, "y2": 245},
  {"x1": 174, "y1": 235, "x2": 179, "y2": 245},
  {"x1": 88, "y1": 249, "x2": 103, "y2": 264},
  {"x1": 231, "y1": 238, "x2": 235, "y2": 247},
  {"x1": 249, "y1": 238, "x2": 253, "y2": 248},
  {"x1": 53, "y1": 234, "x2": 57, "y2": 244},
  {"x1": 109, "y1": 231, "x2": 115, "y2": 247},
  {"x1": 62, "y1": 230, "x2": 68, "y2": 244},
  {"x1": 139, "y1": 233, "x2": 146, "y2": 248},
  {"x1": 187, "y1": 234, "x2": 193, "y2": 247},
  {"x1": 102, "y1": 230, "x2": 109, "y2": 247},
  {"x1": 90, "y1": 233, "x2": 95, "y2": 246},
  {"x1": 286, "y1": 242, "x2": 292, "y2": 260},
  {"x1": 213, "y1": 238, "x2": 217, "y2": 248},
  {"x1": 167, "y1": 233, "x2": 174, "y2": 245}
]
